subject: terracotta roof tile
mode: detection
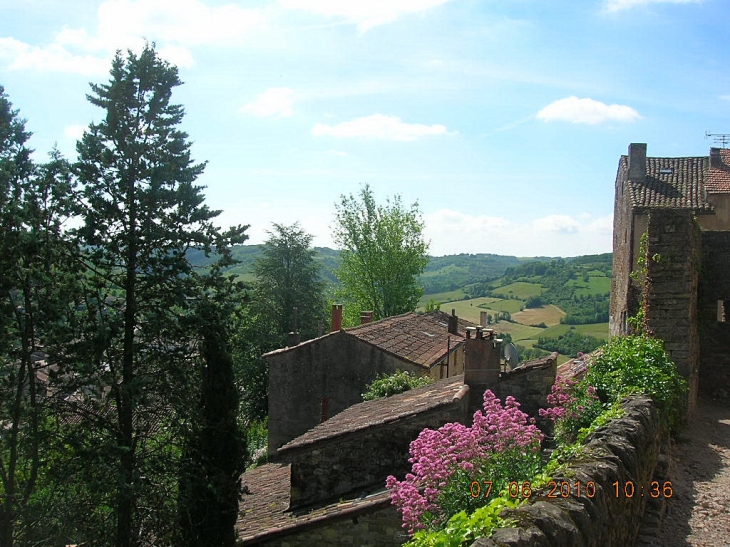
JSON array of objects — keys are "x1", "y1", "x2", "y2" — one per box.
[
  {"x1": 707, "y1": 148, "x2": 730, "y2": 193},
  {"x1": 623, "y1": 154, "x2": 713, "y2": 211},
  {"x1": 345, "y1": 310, "x2": 473, "y2": 368},
  {"x1": 278, "y1": 375, "x2": 468, "y2": 453},
  {"x1": 236, "y1": 462, "x2": 391, "y2": 544}
]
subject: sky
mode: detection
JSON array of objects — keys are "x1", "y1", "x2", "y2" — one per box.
[{"x1": 2, "y1": 0, "x2": 730, "y2": 257}]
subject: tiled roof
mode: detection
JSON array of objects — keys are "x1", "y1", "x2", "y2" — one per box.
[
  {"x1": 279, "y1": 375, "x2": 468, "y2": 453},
  {"x1": 236, "y1": 462, "x2": 391, "y2": 544},
  {"x1": 344, "y1": 310, "x2": 473, "y2": 368},
  {"x1": 707, "y1": 148, "x2": 730, "y2": 193},
  {"x1": 622, "y1": 154, "x2": 713, "y2": 211}
]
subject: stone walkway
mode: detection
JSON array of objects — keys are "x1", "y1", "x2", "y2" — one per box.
[{"x1": 635, "y1": 395, "x2": 730, "y2": 547}]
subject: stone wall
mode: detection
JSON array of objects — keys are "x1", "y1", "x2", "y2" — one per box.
[
  {"x1": 699, "y1": 230, "x2": 730, "y2": 395},
  {"x1": 281, "y1": 392, "x2": 470, "y2": 508},
  {"x1": 471, "y1": 395, "x2": 665, "y2": 547},
  {"x1": 251, "y1": 501, "x2": 407, "y2": 547},
  {"x1": 610, "y1": 156, "x2": 635, "y2": 336},
  {"x1": 644, "y1": 209, "x2": 700, "y2": 413},
  {"x1": 495, "y1": 353, "x2": 558, "y2": 418},
  {"x1": 266, "y1": 331, "x2": 422, "y2": 457}
]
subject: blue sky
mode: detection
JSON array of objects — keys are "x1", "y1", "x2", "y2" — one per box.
[{"x1": 2, "y1": 0, "x2": 729, "y2": 257}]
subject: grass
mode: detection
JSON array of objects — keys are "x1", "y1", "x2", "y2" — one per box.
[
  {"x1": 418, "y1": 289, "x2": 467, "y2": 308},
  {"x1": 565, "y1": 275, "x2": 611, "y2": 297},
  {"x1": 538, "y1": 322, "x2": 610, "y2": 340},
  {"x1": 511, "y1": 305, "x2": 565, "y2": 327},
  {"x1": 437, "y1": 297, "x2": 522, "y2": 324},
  {"x1": 490, "y1": 282, "x2": 544, "y2": 299}
]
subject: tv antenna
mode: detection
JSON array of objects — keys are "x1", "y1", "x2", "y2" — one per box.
[{"x1": 705, "y1": 131, "x2": 730, "y2": 148}]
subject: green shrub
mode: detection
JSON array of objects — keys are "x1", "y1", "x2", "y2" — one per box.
[
  {"x1": 362, "y1": 370, "x2": 434, "y2": 400},
  {"x1": 586, "y1": 335, "x2": 686, "y2": 429}
]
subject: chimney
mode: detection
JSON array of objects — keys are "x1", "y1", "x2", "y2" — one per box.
[
  {"x1": 628, "y1": 143, "x2": 647, "y2": 181},
  {"x1": 464, "y1": 327, "x2": 501, "y2": 415},
  {"x1": 710, "y1": 147, "x2": 723, "y2": 169},
  {"x1": 360, "y1": 311, "x2": 374, "y2": 325},
  {"x1": 448, "y1": 309, "x2": 459, "y2": 335},
  {"x1": 480, "y1": 311, "x2": 488, "y2": 328},
  {"x1": 331, "y1": 304, "x2": 343, "y2": 332},
  {"x1": 287, "y1": 331, "x2": 301, "y2": 346}
]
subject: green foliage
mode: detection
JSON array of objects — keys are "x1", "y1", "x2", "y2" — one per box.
[
  {"x1": 628, "y1": 232, "x2": 648, "y2": 334},
  {"x1": 333, "y1": 184, "x2": 429, "y2": 320},
  {"x1": 405, "y1": 495, "x2": 521, "y2": 547},
  {"x1": 179, "y1": 299, "x2": 245, "y2": 547},
  {"x1": 362, "y1": 370, "x2": 434, "y2": 401},
  {"x1": 425, "y1": 299, "x2": 442, "y2": 312},
  {"x1": 252, "y1": 222, "x2": 326, "y2": 341},
  {"x1": 586, "y1": 335, "x2": 687, "y2": 429},
  {"x1": 535, "y1": 330, "x2": 603, "y2": 357},
  {"x1": 246, "y1": 417, "x2": 268, "y2": 469}
]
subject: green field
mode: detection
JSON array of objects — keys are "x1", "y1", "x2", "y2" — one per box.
[
  {"x1": 512, "y1": 304, "x2": 565, "y2": 327},
  {"x1": 418, "y1": 289, "x2": 467, "y2": 308},
  {"x1": 566, "y1": 275, "x2": 611, "y2": 297},
  {"x1": 437, "y1": 297, "x2": 522, "y2": 323},
  {"x1": 490, "y1": 282, "x2": 544, "y2": 299},
  {"x1": 539, "y1": 322, "x2": 610, "y2": 340}
]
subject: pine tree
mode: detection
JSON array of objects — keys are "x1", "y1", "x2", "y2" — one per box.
[{"x1": 70, "y1": 45, "x2": 248, "y2": 546}]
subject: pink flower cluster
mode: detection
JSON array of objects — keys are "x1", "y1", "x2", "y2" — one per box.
[
  {"x1": 539, "y1": 377, "x2": 598, "y2": 423},
  {"x1": 386, "y1": 390, "x2": 544, "y2": 534}
]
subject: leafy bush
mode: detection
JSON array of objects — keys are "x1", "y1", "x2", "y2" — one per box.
[
  {"x1": 405, "y1": 495, "x2": 521, "y2": 547},
  {"x1": 585, "y1": 335, "x2": 686, "y2": 429},
  {"x1": 362, "y1": 370, "x2": 434, "y2": 401},
  {"x1": 386, "y1": 390, "x2": 543, "y2": 534}
]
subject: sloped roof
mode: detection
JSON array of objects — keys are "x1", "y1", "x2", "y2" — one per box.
[
  {"x1": 278, "y1": 374, "x2": 468, "y2": 453},
  {"x1": 236, "y1": 462, "x2": 391, "y2": 545},
  {"x1": 707, "y1": 148, "x2": 730, "y2": 193},
  {"x1": 622, "y1": 154, "x2": 713, "y2": 211},
  {"x1": 263, "y1": 310, "x2": 475, "y2": 369},
  {"x1": 344, "y1": 310, "x2": 473, "y2": 368}
]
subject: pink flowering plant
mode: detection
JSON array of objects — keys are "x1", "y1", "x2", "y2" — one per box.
[
  {"x1": 386, "y1": 390, "x2": 544, "y2": 535},
  {"x1": 538, "y1": 377, "x2": 603, "y2": 445}
]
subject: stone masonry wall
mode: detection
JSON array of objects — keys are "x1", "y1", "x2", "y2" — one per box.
[
  {"x1": 252, "y1": 502, "x2": 407, "y2": 547},
  {"x1": 495, "y1": 353, "x2": 558, "y2": 418},
  {"x1": 282, "y1": 395, "x2": 469, "y2": 508},
  {"x1": 471, "y1": 395, "x2": 665, "y2": 547},
  {"x1": 644, "y1": 209, "x2": 700, "y2": 413},
  {"x1": 698, "y1": 230, "x2": 730, "y2": 395},
  {"x1": 266, "y1": 332, "x2": 422, "y2": 457}
]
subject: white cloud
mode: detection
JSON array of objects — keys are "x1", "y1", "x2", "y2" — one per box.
[
  {"x1": 64, "y1": 125, "x2": 87, "y2": 141},
  {"x1": 240, "y1": 88, "x2": 295, "y2": 118},
  {"x1": 0, "y1": 37, "x2": 109, "y2": 75},
  {"x1": 424, "y1": 210, "x2": 613, "y2": 257},
  {"x1": 603, "y1": 0, "x2": 701, "y2": 12},
  {"x1": 311, "y1": 114, "x2": 453, "y2": 141},
  {"x1": 536, "y1": 96, "x2": 640, "y2": 125},
  {"x1": 0, "y1": 0, "x2": 263, "y2": 74},
  {"x1": 279, "y1": 0, "x2": 452, "y2": 31}
]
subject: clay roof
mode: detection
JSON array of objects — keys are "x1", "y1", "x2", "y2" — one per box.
[
  {"x1": 344, "y1": 310, "x2": 473, "y2": 368},
  {"x1": 278, "y1": 374, "x2": 468, "y2": 453},
  {"x1": 707, "y1": 148, "x2": 730, "y2": 193},
  {"x1": 236, "y1": 462, "x2": 391, "y2": 545},
  {"x1": 622, "y1": 154, "x2": 713, "y2": 211}
]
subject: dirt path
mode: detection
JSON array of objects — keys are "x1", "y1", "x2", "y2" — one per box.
[{"x1": 646, "y1": 395, "x2": 730, "y2": 547}]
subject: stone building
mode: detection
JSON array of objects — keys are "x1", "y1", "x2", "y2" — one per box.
[
  {"x1": 237, "y1": 327, "x2": 558, "y2": 546},
  {"x1": 264, "y1": 308, "x2": 475, "y2": 457},
  {"x1": 610, "y1": 143, "x2": 730, "y2": 411}
]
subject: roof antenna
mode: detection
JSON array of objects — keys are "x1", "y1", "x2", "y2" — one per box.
[{"x1": 705, "y1": 131, "x2": 730, "y2": 148}]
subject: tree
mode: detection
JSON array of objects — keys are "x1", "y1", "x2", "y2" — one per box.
[
  {"x1": 252, "y1": 223, "x2": 326, "y2": 341},
  {"x1": 333, "y1": 184, "x2": 428, "y2": 321},
  {"x1": 70, "y1": 44, "x2": 248, "y2": 546},
  {"x1": 179, "y1": 297, "x2": 245, "y2": 547},
  {"x1": 0, "y1": 88, "x2": 79, "y2": 546}
]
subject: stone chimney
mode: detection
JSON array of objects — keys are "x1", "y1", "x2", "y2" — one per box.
[
  {"x1": 480, "y1": 311, "x2": 488, "y2": 328},
  {"x1": 287, "y1": 307, "x2": 300, "y2": 346},
  {"x1": 448, "y1": 309, "x2": 459, "y2": 335},
  {"x1": 360, "y1": 311, "x2": 374, "y2": 325},
  {"x1": 331, "y1": 304, "x2": 342, "y2": 332},
  {"x1": 628, "y1": 143, "x2": 647, "y2": 181},
  {"x1": 464, "y1": 326, "x2": 501, "y2": 415},
  {"x1": 710, "y1": 147, "x2": 723, "y2": 169}
]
